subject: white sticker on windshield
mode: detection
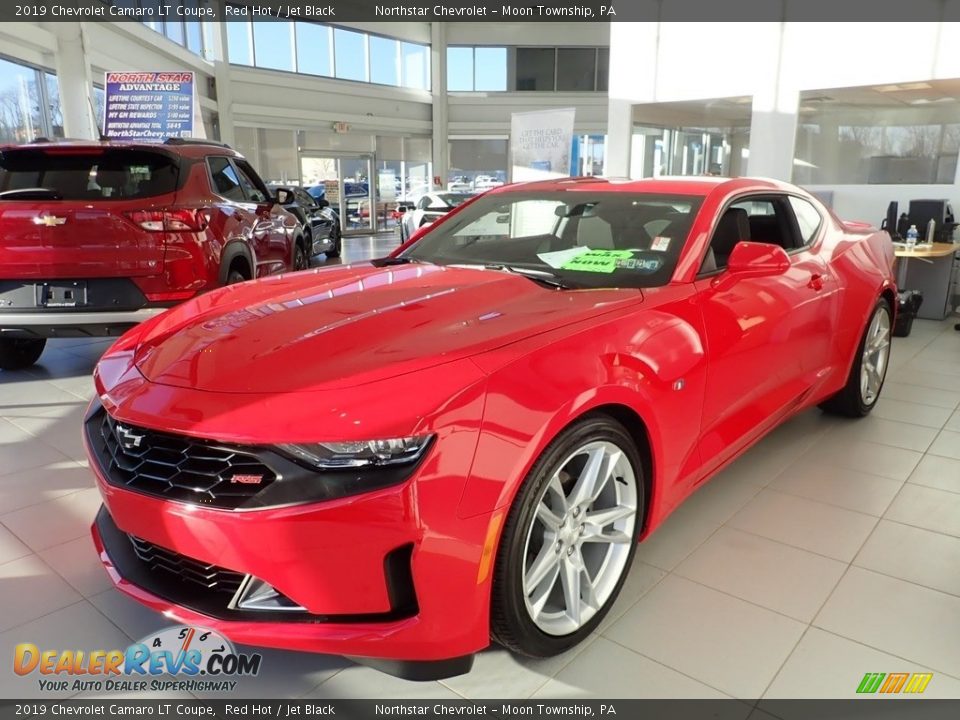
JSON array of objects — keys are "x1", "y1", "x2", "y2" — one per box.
[
  {"x1": 537, "y1": 246, "x2": 591, "y2": 269},
  {"x1": 651, "y1": 236, "x2": 671, "y2": 252}
]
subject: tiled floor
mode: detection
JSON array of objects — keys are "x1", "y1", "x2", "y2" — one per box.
[{"x1": 1, "y1": 238, "x2": 959, "y2": 702}]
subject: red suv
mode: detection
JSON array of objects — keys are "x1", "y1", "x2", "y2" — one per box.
[{"x1": 0, "y1": 139, "x2": 306, "y2": 370}]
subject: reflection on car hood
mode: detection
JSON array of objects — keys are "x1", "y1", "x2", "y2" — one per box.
[{"x1": 134, "y1": 263, "x2": 641, "y2": 393}]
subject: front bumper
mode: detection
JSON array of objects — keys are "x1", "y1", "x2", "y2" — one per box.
[{"x1": 87, "y1": 438, "x2": 495, "y2": 671}]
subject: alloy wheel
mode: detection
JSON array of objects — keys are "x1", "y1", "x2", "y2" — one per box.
[
  {"x1": 860, "y1": 306, "x2": 891, "y2": 405},
  {"x1": 520, "y1": 440, "x2": 637, "y2": 636}
]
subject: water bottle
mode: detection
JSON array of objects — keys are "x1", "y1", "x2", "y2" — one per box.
[
  {"x1": 906, "y1": 225, "x2": 918, "y2": 249},
  {"x1": 926, "y1": 218, "x2": 936, "y2": 244}
]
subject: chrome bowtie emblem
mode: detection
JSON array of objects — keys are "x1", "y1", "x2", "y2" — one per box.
[
  {"x1": 33, "y1": 215, "x2": 67, "y2": 227},
  {"x1": 115, "y1": 424, "x2": 145, "y2": 450}
]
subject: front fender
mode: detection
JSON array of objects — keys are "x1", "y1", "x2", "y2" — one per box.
[{"x1": 457, "y1": 297, "x2": 707, "y2": 527}]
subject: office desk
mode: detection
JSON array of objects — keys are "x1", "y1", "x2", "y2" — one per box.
[{"x1": 894, "y1": 242, "x2": 960, "y2": 320}]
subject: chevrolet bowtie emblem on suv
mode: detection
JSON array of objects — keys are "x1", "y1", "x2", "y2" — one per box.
[
  {"x1": 115, "y1": 424, "x2": 145, "y2": 451},
  {"x1": 33, "y1": 215, "x2": 67, "y2": 227}
]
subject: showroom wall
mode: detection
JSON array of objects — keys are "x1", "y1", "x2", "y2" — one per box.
[
  {"x1": 0, "y1": 20, "x2": 218, "y2": 140},
  {"x1": 0, "y1": 18, "x2": 611, "y2": 201},
  {"x1": 607, "y1": 19, "x2": 960, "y2": 221}
]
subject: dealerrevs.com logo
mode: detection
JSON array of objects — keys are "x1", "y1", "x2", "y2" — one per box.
[{"x1": 14, "y1": 626, "x2": 262, "y2": 694}]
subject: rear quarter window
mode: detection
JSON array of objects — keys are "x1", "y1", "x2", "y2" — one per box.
[{"x1": 0, "y1": 149, "x2": 180, "y2": 200}]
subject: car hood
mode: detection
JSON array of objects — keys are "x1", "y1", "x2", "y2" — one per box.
[{"x1": 133, "y1": 263, "x2": 641, "y2": 393}]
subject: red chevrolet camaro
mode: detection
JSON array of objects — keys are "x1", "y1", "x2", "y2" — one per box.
[{"x1": 87, "y1": 177, "x2": 895, "y2": 679}]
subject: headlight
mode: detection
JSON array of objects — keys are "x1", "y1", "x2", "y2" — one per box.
[{"x1": 277, "y1": 435, "x2": 433, "y2": 469}]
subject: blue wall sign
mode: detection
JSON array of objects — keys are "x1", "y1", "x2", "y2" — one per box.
[{"x1": 103, "y1": 72, "x2": 195, "y2": 142}]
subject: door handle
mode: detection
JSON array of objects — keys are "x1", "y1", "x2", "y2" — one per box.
[{"x1": 808, "y1": 273, "x2": 824, "y2": 291}]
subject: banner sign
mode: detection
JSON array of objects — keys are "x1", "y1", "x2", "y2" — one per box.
[
  {"x1": 510, "y1": 108, "x2": 576, "y2": 182},
  {"x1": 103, "y1": 71, "x2": 199, "y2": 142}
]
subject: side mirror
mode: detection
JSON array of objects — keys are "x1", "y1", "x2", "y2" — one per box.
[
  {"x1": 317, "y1": 198, "x2": 330, "y2": 209},
  {"x1": 396, "y1": 204, "x2": 409, "y2": 213},
  {"x1": 274, "y1": 188, "x2": 293, "y2": 205},
  {"x1": 726, "y1": 242, "x2": 790, "y2": 276}
]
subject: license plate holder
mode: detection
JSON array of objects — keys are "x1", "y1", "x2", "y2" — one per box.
[{"x1": 36, "y1": 281, "x2": 88, "y2": 308}]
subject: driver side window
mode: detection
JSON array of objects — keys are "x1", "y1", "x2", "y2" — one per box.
[{"x1": 701, "y1": 195, "x2": 795, "y2": 274}]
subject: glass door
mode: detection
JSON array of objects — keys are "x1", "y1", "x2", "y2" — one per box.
[{"x1": 300, "y1": 154, "x2": 375, "y2": 235}]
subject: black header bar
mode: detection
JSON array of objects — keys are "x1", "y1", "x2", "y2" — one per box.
[{"x1": 3, "y1": 0, "x2": 960, "y2": 23}]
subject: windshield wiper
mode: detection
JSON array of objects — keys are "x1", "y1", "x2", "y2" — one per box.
[
  {"x1": 372, "y1": 256, "x2": 429, "y2": 267},
  {"x1": 451, "y1": 263, "x2": 575, "y2": 290},
  {"x1": 0, "y1": 188, "x2": 63, "y2": 201}
]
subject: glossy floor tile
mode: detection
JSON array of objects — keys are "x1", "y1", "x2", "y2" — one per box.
[{"x1": 1, "y1": 256, "x2": 958, "y2": 700}]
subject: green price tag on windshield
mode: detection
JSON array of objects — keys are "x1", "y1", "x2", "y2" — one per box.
[{"x1": 560, "y1": 249, "x2": 634, "y2": 273}]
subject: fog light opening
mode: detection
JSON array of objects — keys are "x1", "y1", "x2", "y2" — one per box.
[{"x1": 231, "y1": 576, "x2": 306, "y2": 612}]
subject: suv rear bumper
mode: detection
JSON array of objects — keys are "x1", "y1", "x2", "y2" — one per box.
[{"x1": 0, "y1": 308, "x2": 166, "y2": 338}]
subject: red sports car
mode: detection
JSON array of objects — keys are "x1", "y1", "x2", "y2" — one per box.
[{"x1": 87, "y1": 177, "x2": 895, "y2": 679}]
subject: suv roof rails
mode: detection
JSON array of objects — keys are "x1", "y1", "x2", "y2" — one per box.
[{"x1": 164, "y1": 137, "x2": 232, "y2": 149}]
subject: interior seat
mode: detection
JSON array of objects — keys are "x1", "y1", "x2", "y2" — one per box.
[
  {"x1": 703, "y1": 207, "x2": 750, "y2": 272},
  {"x1": 749, "y1": 215, "x2": 787, "y2": 248}
]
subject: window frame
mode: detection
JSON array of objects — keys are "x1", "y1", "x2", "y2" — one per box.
[
  {"x1": 786, "y1": 195, "x2": 825, "y2": 248},
  {"x1": 206, "y1": 155, "x2": 250, "y2": 204},
  {"x1": 697, "y1": 191, "x2": 825, "y2": 278}
]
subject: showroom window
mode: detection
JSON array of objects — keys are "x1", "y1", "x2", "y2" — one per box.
[
  {"x1": 227, "y1": 19, "x2": 430, "y2": 91},
  {"x1": 447, "y1": 47, "x2": 509, "y2": 91},
  {"x1": 515, "y1": 48, "x2": 555, "y2": 91},
  {"x1": 449, "y1": 138, "x2": 508, "y2": 189},
  {"x1": 105, "y1": 0, "x2": 211, "y2": 57},
  {"x1": 334, "y1": 27, "x2": 368, "y2": 82},
  {"x1": 296, "y1": 23, "x2": 333, "y2": 77},
  {"x1": 0, "y1": 56, "x2": 64, "y2": 143},
  {"x1": 93, "y1": 85, "x2": 105, "y2": 134},
  {"x1": 252, "y1": 21, "x2": 295, "y2": 72},
  {"x1": 793, "y1": 83, "x2": 960, "y2": 185},
  {"x1": 446, "y1": 47, "x2": 608, "y2": 92}
]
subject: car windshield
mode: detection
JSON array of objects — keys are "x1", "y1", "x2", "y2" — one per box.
[
  {"x1": 0, "y1": 148, "x2": 180, "y2": 201},
  {"x1": 435, "y1": 193, "x2": 473, "y2": 208},
  {"x1": 403, "y1": 191, "x2": 703, "y2": 289}
]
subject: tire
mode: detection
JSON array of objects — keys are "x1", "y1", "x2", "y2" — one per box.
[
  {"x1": 820, "y1": 298, "x2": 892, "y2": 417},
  {"x1": 326, "y1": 224, "x2": 342, "y2": 259},
  {"x1": 0, "y1": 337, "x2": 46, "y2": 370},
  {"x1": 226, "y1": 268, "x2": 247, "y2": 285},
  {"x1": 293, "y1": 241, "x2": 308, "y2": 271},
  {"x1": 303, "y1": 227, "x2": 314, "y2": 257},
  {"x1": 491, "y1": 415, "x2": 644, "y2": 657}
]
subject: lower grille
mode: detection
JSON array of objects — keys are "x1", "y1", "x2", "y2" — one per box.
[{"x1": 128, "y1": 535, "x2": 245, "y2": 596}]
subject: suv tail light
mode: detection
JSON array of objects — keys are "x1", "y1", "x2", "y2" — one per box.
[{"x1": 125, "y1": 209, "x2": 208, "y2": 232}]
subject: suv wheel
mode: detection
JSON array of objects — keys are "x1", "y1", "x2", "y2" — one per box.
[
  {"x1": 226, "y1": 269, "x2": 247, "y2": 284},
  {"x1": 327, "y1": 224, "x2": 342, "y2": 259},
  {"x1": 293, "y1": 241, "x2": 308, "y2": 271},
  {"x1": 0, "y1": 337, "x2": 46, "y2": 370}
]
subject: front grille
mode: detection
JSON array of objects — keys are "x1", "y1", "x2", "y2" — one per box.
[
  {"x1": 128, "y1": 535, "x2": 245, "y2": 595},
  {"x1": 90, "y1": 410, "x2": 277, "y2": 509}
]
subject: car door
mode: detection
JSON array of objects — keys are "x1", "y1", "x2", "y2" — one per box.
[
  {"x1": 693, "y1": 194, "x2": 836, "y2": 474},
  {"x1": 231, "y1": 158, "x2": 290, "y2": 275},
  {"x1": 206, "y1": 155, "x2": 262, "y2": 274},
  {"x1": 296, "y1": 188, "x2": 329, "y2": 239}
]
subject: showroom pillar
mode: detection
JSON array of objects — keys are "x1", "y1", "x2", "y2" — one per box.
[
  {"x1": 605, "y1": 22, "x2": 660, "y2": 178},
  {"x1": 46, "y1": 22, "x2": 96, "y2": 139},
  {"x1": 208, "y1": 22, "x2": 235, "y2": 147},
  {"x1": 606, "y1": 98, "x2": 634, "y2": 177},
  {"x1": 430, "y1": 22, "x2": 448, "y2": 189},
  {"x1": 746, "y1": 24, "x2": 799, "y2": 181}
]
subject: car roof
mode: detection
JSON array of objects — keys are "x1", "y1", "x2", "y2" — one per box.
[
  {"x1": 0, "y1": 139, "x2": 240, "y2": 160},
  {"x1": 489, "y1": 175, "x2": 798, "y2": 197}
]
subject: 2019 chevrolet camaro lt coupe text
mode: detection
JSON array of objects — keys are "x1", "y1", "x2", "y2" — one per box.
[{"x1": 87, "y1": 177, "x2": 896, "y2": 679}]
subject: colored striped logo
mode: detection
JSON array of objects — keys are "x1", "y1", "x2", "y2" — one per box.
[{"x1": 856, "y1": 672, "x2": 933, "y2": 694}]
